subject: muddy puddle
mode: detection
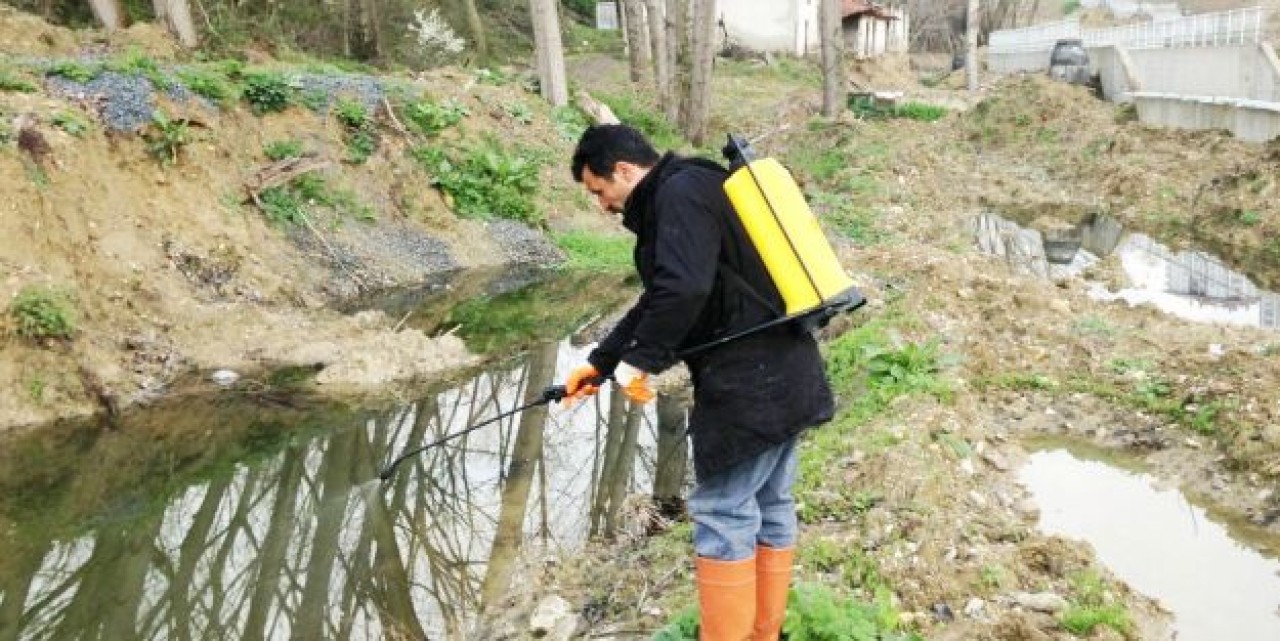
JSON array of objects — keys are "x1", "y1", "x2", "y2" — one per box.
[
  {"x1": 0, "y1": 269, "x2": 676, "y2": 640},
  {"x1": 973, "y1": 212, "x2": 1280, "y2": 331},
  {"x1": 1019, "y1": 441, "x2": 1280, "y2": 641}
]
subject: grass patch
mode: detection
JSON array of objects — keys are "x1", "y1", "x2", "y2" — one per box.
[
  {"x1": 256, "y1": 173, "x2": 373, "y2": 225},
  {"x1": 241, "y1": 71, "x2": 294, "y2": 114},
  {"x1": 9, "y1": 285, "x2": 76, "y2": 342},
  {"x1": 51, "y1": 111, "x2": 90, "y2": 137},
  {"x1": 1060, "y1": 570, "x2": 1132, "y2": 637},
  {"x1": 263, "y1": 139, "x2": 305, "y2": 161},
  {"x1": 596, "y1": 90, "x2": 687, "y2": 151},
  {"x1": 103, "y1": 50, "x2": 171, "y2": 88},
  {"x1": 0, "y1": 67, "x2": 38, "y2": 93},
  {"x1": 798, "y1": 320, "x2": 951, "y2": 522},
  {"x1": 849, "y1": 95, "x2": 947, "y2": 122},
  {"x1": 46, "y1": 60, "x2": 99, "y2": 84},
  {"x1": 410, "y1": 139, "x2": 543, "y2": 224},
  {"x1": 333, "y1": 99, "x2": 378, "y2": 164},
  {"x1": 552, "y1": 230, "x2": 633, "y2": 272}
]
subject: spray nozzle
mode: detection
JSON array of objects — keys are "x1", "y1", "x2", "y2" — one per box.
[{"x1": 722, "y1": 134, "x2": 756, "y2": 171}]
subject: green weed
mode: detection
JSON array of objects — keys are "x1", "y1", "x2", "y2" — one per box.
[
  {"x1": 27, "y1": 376, "x2": 46, "y2": 402},
  {"x1": 1238, "y1": 209, "x2": 1261, "y2": 226},
  {"x1": 784, "y1": 583, "x2": 918, "y2": 641},
  {"x1": 787, "y1": 147, "x2": 846, "y2": 184},
  {"x1": 1074, "y1": 315, "x2": 1115, "y2": 337},
  {"x1": 411, "y1": 141, "x2": 543, "y2": 224},
  {"x1": 242, "y1": 71, "x2": 293, "y2": 114},
  {"x1": 9, "y1": 285, "x2": 76, "y2": 341},
  {"x1": 552, "y1": 231, "x2": 633, "y2": 272},
  {"x1": 651, "y1": 607, "x2": 699, "y2": 641},
  {"x1": 334, "y1": 99, "x2": 378, "y2": 164},
  {"x1": 263, "y1": 139, "x2": 304, "y2": 161},
  {"x1": 104, "y1": 51, "x2": 170, "y2": 88},
  {"x1": 504, "y1": 101, "x2": 534, "y2": 124},
  {"x1": 52, "y1": 111, "x2": 89, "y2": 137},
  {"x1": 403, "y1": 99, "x2": 468, "y2": 136},
  {"x1": 258, "y1": 186, "x2": 307, "y2": 224},
  {"x1": 552, "y1": 105, "x2": 590, "y2": 141},
  {"x1": 143, "y1": 111, "x2": 192, "y2": 165},
  {"x1": 46, "y1": 60, "x2": 99, "y2": 83},
  {"x1": 178, "y1": 67, "x2": 237, "y2": 105}
]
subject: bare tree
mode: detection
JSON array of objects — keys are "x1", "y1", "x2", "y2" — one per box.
[
  {"x1": 152, "y1": 0, "x2": 199, "y2": 48},
  {"x1": 623, "y1": 0, "x2": 648, "y2": 82},
  {"x1": 644, "y1": 0, "x2": 671, "y2": 115},
  {"x1": 529, "y1": 0, "x2": 569, "y2": 106},
  {"x1": 456, "y1": 0, "x2": 489, "y2": 61},
  {"x1": 664, "y1": 0, "x2": 688, "y2": 122},
  {"x1": 681, "y1": 0, "x2": 717, "y2": 145},
  {"x1": 819, "y1": 0, "x2": 844, "y2": 117},
  {"x1": 966, "y1": 0, "x2": 980, "y2": 90},
  {"x1": 86, "y1": 0, "x2": 125, "y2": 30}
]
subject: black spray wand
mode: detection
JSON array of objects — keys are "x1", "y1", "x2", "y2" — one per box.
[{"x1": 378, "y1": 384, "x2": 569, "y2": 481}]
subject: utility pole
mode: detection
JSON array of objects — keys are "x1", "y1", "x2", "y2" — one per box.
[{"x1": 966, "y1": 0, "x2": 980, "y2": 91}]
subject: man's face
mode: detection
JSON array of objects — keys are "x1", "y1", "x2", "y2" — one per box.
[{"x1": 581, "y1": 162, "x2": 645, "y2": 215}]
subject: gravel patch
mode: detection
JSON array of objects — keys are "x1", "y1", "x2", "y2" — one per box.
[{"x1": 488, "y1": 220, "x2": 566, "y2": 268}]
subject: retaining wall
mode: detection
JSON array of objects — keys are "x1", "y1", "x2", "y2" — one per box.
[{"x1": 1132, "y1": 92, "x2": 1280, "y2": 141}]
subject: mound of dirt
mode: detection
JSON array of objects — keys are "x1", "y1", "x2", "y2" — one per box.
[
  {"x1": 0, "y1": 5, "x2": 81, "y2": 56},
  {"x1": 848, "y1": 53, "x2": 919, "y2": 91}
]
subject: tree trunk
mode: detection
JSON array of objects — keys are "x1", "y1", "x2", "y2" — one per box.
[
  {"x1": 529, "y1": 0, "x2": 569, "y2": 106},
  {"x1": 623, "y1": 0, "x2": 648, "y2": 83},
  {"x1": 644, "y1": 0, "x2": 671, "y2": 112},
  {"x1": 153, "y1": 0, "x2": 199, "y2": 48},
  {"x1": 87, "y1": 0, "x2": 125, "y2": 30},
  {"x1": 819, "y1": 0, "x2": 844, "y2": 117},
  {"x1": 458, "y1": 0, "x2": 489, "y2": 61},
  {"x1": 966, "y1": 0, "x2": 980, "y2": 91},
  {"x1": 347, "y1": 0, "x2": 382, "y2": 61},
  {"x1": 664, "y1": 0, "x2": 687, "y2": 123},
  {"x1": 681, "y1": 0, "x2": 717, "y2": 145}
]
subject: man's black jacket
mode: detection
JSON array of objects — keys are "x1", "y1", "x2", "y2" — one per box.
[{"x1": 587, "y1": 153, "x2": 834, "y2": 479}]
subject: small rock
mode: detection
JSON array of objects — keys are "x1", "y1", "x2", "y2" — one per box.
[
  {"x1": 1011, "y1": 591, "x2": 1068, "y2": 613},
  {"x1": 210, "y1": 369, "x2": 240, "y2": 386},
  {"x1": 968, "y1": 490, "x2": 988, "y2": 508},
  {"x1": 529, "y1": 595, "x2": 576, "y2": 641},
  {"x1": 931, "y1": 602, "x2": 955, "y2": 622},
  {"x1": 1209, "y1": 343, "x2": 1225, "y2": 358},
  {"x1": 1185, "y1": 437, "x2": 1202, "y2": 449},
  {"x1": 963, "y1": 597, "x2": 986, "y2": 618},
  {"x1": 981, "y1": 449, "x2": 1011, "y2": 472},
  {"x1": 960, "y1": 458, "x2": 977, "y2": 475},
  {"x1": 1049, "y1": 299, "x2": 1071, "y2": 314}
]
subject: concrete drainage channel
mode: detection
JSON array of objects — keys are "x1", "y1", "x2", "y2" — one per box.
[{"x1": 972, "y1": 211, "x2": 1280, "y2": 333}]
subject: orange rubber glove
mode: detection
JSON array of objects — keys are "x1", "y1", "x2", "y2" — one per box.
[
  {"x1": 614, "y1": 362, "x2": 655, "y2": 404},
  {"x1": 564, "y1": 364, "x2": 603, "y2": 404}
]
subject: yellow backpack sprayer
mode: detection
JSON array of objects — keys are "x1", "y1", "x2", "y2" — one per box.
[{"x1": 679, "y1": 135, "x2": 866, "y2": 358}]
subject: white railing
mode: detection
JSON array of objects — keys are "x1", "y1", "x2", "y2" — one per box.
[
  {"x1": 1088, "y1": 6, "x2": 1266, "y2": 49},
  {"x1": 990, "y1": 6, "x2": 1267, "y2": 56}
]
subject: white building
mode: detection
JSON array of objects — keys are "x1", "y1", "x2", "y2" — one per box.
[{"x1": 717, "y1": 0, "x2": 909, "y2": 57}]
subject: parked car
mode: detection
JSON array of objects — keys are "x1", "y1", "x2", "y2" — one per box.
[{"x1": 1048, "y1": 38, "x2": 1093, "y2": 86}]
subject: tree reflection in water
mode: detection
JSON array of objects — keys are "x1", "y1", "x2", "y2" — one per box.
[{"x1": 0, "y1": 339, "x2": 687, "y2": 640}]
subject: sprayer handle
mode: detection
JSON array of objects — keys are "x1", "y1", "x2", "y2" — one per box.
[{"x1": 542, "y1": 385, "x2": 569, "y2": 403}]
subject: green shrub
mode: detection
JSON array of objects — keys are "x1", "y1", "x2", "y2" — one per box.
[
  {"x1": 411, "y1": 141, "x2": 543, "y2": 224},
  {"x1": 9, "y1": 286, "x2": 76, "y2": 341},
  {"x1": 404, "y1": 99, "x2": 468, "y2": 136},
  {"x1": 142, "y1": 111, "x2": 192, "y2": 165},
  {"x1": 46, "y1": 60, "x2": 99, "y2": 84},
  {"x1": 651, "y1": 607, "x2": 699, "y2": 640},
  {"x1": 598, "y1": 91, "x2": 686, "y2": 151},
  {"x1": 258, "y1": 186, "x2": 307, "y2": 224},
  {"x1": 263, "y1": 139, "x2": 304, "y2": 161},
  {"x1": 178, "y1": 67, "x2": 237, "y2": 105},
  {"x1": 242, "y1": 71, "x2": 293, "y2": 114}
]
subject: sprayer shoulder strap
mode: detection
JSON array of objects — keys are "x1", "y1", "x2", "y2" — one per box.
[{"x1": 717, "y1": 263, "x2": 783, "y2": 319}]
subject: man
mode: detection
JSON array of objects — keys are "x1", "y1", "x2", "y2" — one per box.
[{"x1": 564, "y1": 124, "x2": 834, "y2": 640}]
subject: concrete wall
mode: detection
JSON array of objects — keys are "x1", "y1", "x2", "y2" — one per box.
[
  {"x1": 1133, "y1": 92, "x2": 1280, "y2": 141},
  {"x1": 1127, "y1": 44, "x2": 1280, "y2": 101},
  {"x1": 989, "y1": 48, "x2": 1054, "y2": 73},
  {"x1": 1089, "y1": 45, "x2": 1141, "y2": 101},
  {"x1": 720, "y1": 0, "x2": 806, "y2": 54}
]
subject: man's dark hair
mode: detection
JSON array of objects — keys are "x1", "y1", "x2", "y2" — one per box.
[{"x1": 571, "y1": 124, "x2": 660, "y2": 182}]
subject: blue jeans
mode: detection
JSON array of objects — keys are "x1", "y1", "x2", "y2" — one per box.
[{"x1": 689, "y1": 437, "x2": 799, "y2": 561}]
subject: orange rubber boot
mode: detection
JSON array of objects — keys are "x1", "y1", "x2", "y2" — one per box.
[
  {"x1": 753, "y1": 545, "x2": 795, "y2": 640},
  {"x1": 695, "y1": 555, "x2": 756, "y2": 641}
]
